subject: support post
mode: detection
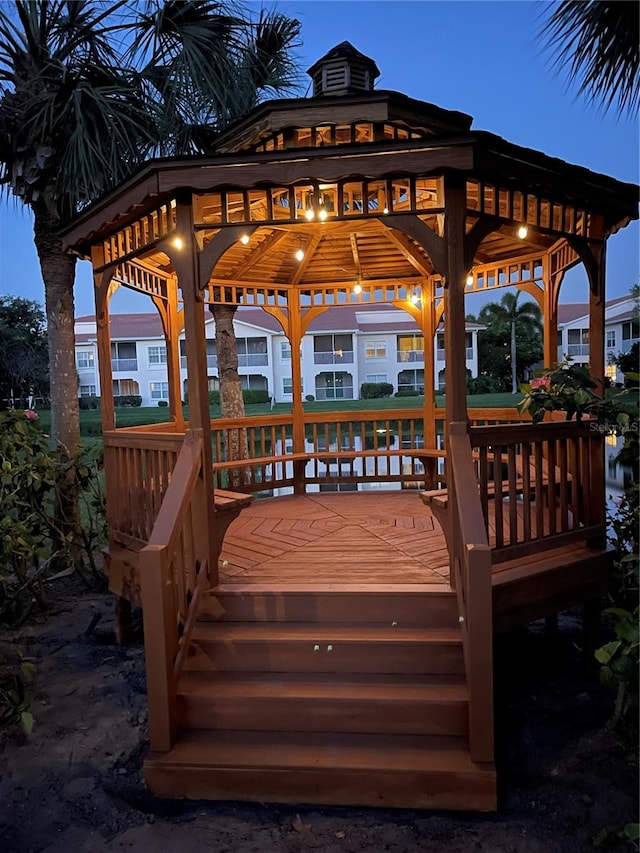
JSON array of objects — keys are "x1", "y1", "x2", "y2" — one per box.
[
  {"x1": 542, "y1": 254, "x2": 561, "y2": 368},
  {"x1": 422, "y1": 277, "x2": 438, "y2": 488},
  {"x1": 289, "y1": 288, "x2": 306, "y2": 495}
]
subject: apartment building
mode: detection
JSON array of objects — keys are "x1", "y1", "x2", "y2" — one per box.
[
  {"x1": 74, "y1": 303, "x2": 483, "y2": 406},
  {"x1": 557, "y1": 293, "x2": 639, "y2": 384}
]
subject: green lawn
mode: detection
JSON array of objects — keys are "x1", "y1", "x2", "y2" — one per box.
[{"x1": 35, "y1": 393, "x2": 523, "y2": 439}]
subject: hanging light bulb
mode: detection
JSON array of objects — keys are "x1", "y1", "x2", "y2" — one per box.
[
  {"x1": 517, "y1": 225, "x2": 528, "y2": 239},
  {"x1": 409, "y1": 290, "x2": 420, "y2": 305},
  {"x1": 318, "y1": 208, "x2": 328, "y2": 221},
  {"x1": 172, "y1": 237, "x2": 184, "y2": 250},
  {"x1": 466, "y1": 274, "x2": 473, "y2": 286},
  {"x1": 305, "y1": 208, "x2": 315, "y2": 221},
  {"x1": 353, "y1": 282, "x2": 362, "y2": 295},
  {"x1": 240, "y1": 233, "x2": 250, "y2": 245},
  {"x1": 295, "y1": 246, "x2": 305, "y2": 262},
  {"x1": 382, "y1": 207, "x2": 389, "y2": 215}
]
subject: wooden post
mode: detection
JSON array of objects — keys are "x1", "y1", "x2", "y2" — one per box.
[
  {"x1": 139, "y1": 544, "x2": 177, "y2": 752},
  {"x1": 153, "y1": 283, "x2": 185, "y2": 431},
  {"x1": 92, "y1": 251, "x2": 115, "y2": 432},
  {"x1": 289, "y1": 288, "x2": 306, "y2": 495},
  {"x1": 542, "y1": 254, "x2": 561, "y2": 368},
  {"x1": 168, "y1": 196, "x2": 218, "y2": 584},
  {"x1": 422, "y1": 278, "x2": 438, "y2": 488}
]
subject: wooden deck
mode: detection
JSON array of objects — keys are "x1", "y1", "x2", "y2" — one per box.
[{"x1": 219, "y1": 491, "x2": 450, "y2": 585}]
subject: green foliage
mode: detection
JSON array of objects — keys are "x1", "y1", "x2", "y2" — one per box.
[
  {"x1": 595, "y1": 607, "x2": 639, "y2": 727},
  {"x1": 0, "y1": 409, "x2": 106, "y2": 625},
  {"x1": 242, "y1": 389, "x2": 270, "y2": 405},
  {"x1": 467, "y1": 375, "x2": 504, "y2": 395},
  {"x1": 114, "y1": 395, "x2": 142, "y2": 407},
  {"x1": 0, "y1": 642, "x2": 35, "y2": 736},
  {"x1": 518, "y1": 359, "x2": 599, "y2": 423},
  {"x1": 614, "y1": 342, "x2": 639, "y2": 387},
  {"x1": 360, "y1": 382, "x2": 394, "y2": 399},
  {"x1": 595, "y1": 822, "x2": 640, "y2": 850},
  {"x1": 78, "y1": 395, "x2": 100, "y2": 410},
  {"x1": 0, "y1": 296, "x2": 48, "y2": 406},
  {"x1": 394, "y1": 389, "x2": 422, "y2": 398},
  {"x1": 157, "y1": 399, "x2": 168, "y2": 407},
  {"x1": 608, "y1": 483, "x2": 639, "y2": 608}
]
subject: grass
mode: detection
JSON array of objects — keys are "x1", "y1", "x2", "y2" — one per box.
[{"x1": 35, "y1": 393, "x2": 524, "y2": 438}]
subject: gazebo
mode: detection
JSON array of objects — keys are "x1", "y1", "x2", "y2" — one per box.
[{"x1": 62, "y1": 43, "x2": 638, "y2": 811}]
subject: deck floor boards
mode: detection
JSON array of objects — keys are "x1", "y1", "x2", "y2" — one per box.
[{"x1": 219, "y1": 492, "x2": 450, "y2": 585}]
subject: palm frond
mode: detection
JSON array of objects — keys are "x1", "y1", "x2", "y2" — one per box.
[{"x1": 540, "y1": 1, "x2": 640, "y2": 116}]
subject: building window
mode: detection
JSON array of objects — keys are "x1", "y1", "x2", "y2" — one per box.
[
  {"x1": 605, "y1": 364, "x2": 617, "y2": 382},
  {"x1": 397, "y1": 334, "x2": 424, "y2": 362},
  {"x1": 237, "y1": 337, "x2": 268, "y2": 367},
  {"x1": 314, "y1": 334, "x2": 354, "y2": 365},
  {"x1": 622, "y1": 321, "x2": 640, "y2": 341},
  {"x1": 79, "y1": 385, "x2": 97, "y2": 397},
  {"x1": 398, "y1": 369, "x2": 425, "y2": 394},
  {"x1": 148, "y1": 345, "x2": 167, "y2": 366},
  {"x1": 111, "y1": 342, "x2": 137, "y2": 371},
  {"x1": 365, "y1": 373, "x2": 388, "y2": 383},
  {"x1": 282, "y1": 377, "x2": 302, "y2": 395},
  {"x1": 180, "y1": 339, "x2": 217, "y2": 369},
  {"x1": 567, "y1": 328, "x2": 589, "y2": 356},
  {"x1": 113, "y1": 379, "x2": 139, "y2": 396},
  {"x1": 76, "y1": 350, "x2": 94, "y2": 369},
  {"x1": 365, "y1": 340, "x2": 387, "y2": 359},
  {"x1": 280, "y1": 341, "x2": 292, "y2": 362},
  {"x1": 150, "y1": 381, "x2": 169, "y2": 400},
  {"x1": 315, "y1": 371, "x2": 353, "y2": 400},
  {"x1": 240, "y1": 374, "x2": 268, "y2": 391},
  {"x1": 606, "y1": 330, "x2": 616, "y2": 348}
]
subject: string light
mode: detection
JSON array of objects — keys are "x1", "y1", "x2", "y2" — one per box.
[
  {"x1": 172, "y1": 237, "x2": 184, "y2": 250},
  {"x1": 466, "y1": 274, "x2": 473, "y2": 286},
  {"x1": 517, "y1": 225, "x2": 528, "y2": 239},
  {"x1": 240, "y1": 233, "x2": 250, "y2": 245},
  {"x1": 305, "y1": 208, "x2": 315, "y2": 221},
  {"x1": 353, "y1": 282, "x2": 362, "y2": 295}
]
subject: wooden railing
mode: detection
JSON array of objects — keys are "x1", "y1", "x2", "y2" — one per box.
[
  {"x1": 447, "y1": 423, "x2": 493, "y2": 764},
  {"x1": 139, "y1": 431, "x2": 210, "y2": 752},
  {"x1": 103, "y1": 430, "x2": 184, "y2": 548},
  {"x1": 470, "y1": 419, "x2": 606, "y2": 562}
]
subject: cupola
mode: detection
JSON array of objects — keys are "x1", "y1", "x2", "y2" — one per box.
[{"x1": 306, "y1": 41, "x2": 380, "y2": 97}]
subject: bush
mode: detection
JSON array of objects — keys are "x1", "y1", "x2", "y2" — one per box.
[
  {"x1": 360, "y1": 382, "x2": 394, "y2": 399},
  {"x1": 157, "y1": 400, "x2": 168, "y2": 407},
  {"x1": 243, "y1": 389, "x2": 269, "y2": 405},
  {"x1": 0, "y1": 642, "x2": 35, "y2": 735},
  {"x1": 467, "y1": 375, "x2": 504, "y2": 395},
  {"x1": 305, "y1": 395, "x2": 315, "y2": 402},
  {"x1": 0, "y1": 409, "x2": 106, "y2": 625},
  {"x1": 394, "y1": 389, "x2": 422, "y2": 397},
  {"x1": 78, "y1": 395, "x2": 99, "y2": 410},
  {"x1": 113, "y1": 395, "x2": 142, "y2": 407}
]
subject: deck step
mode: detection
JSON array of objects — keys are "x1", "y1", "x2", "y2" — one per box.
[
  {"x1": 187, "y1": 622, "x2": 464, "y2": 674},
  {"x1": 177, "y1": 671, "x2": 468, "y2": 736},
  {"x1": 144, "y1": 729, "x2": 496, "y2": 811},
  {"x1": 202, "y1": 584, "x2": 457, "y2": 627}
]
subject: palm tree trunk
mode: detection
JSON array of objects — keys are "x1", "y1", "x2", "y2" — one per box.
[
  {"x1": 211, "y1": 304, "x2": 248, "y2": 478},
  {"x1": 511, "y1": 318, "x2": 518, "y2": 394},
  {"x1": 33, "y1": 208, "x2": 80, "y2": 452},
  {"x1": 33, "y1": 207, "x2": 81, "y2": 567}
]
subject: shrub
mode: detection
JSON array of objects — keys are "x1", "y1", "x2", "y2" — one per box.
[
  {"x1": 209, "y1": 391, "x2": 220, "y2": 405},
  {"x1": 467, "y1": 375, "x2": 504, "y2": 394},
  {"x1": 394, "y1": 389, "x2": 422, "y2": 397},
  {"x1": 0, "y1": 409, "x2": 106, "y2": 625},
  {"x1": 305, "y1": 395, "x2": 315, "y2": 402},
  {"x1": 0, "y1": 642, "x2": 35, "y2": 735},
  {"x1": 360, "y1": 382, "x2": 394, "y2": 399},
  {"x1": 157, "y1": 400, "x2": 168, "y2": 407},
  {"x1": 78, "y1": 395, "x2": 99, "y2": 410},
  {"x1": 243, "y1": 389, "x2": 269, "y2": 405},
  {"x1": 113, "y1": 395, "x2": 142, "y2": 407}
]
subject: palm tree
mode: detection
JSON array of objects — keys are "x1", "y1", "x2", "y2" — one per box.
[
  {"x1": 478, "y1": 292, "x2": 543, "y2": 394},
  {"x1": 540, "y1": 1, "x2": 639, "y2": 117},
  {"x1": 0, "y1": 1, "x2": 301, "y2": 455}
]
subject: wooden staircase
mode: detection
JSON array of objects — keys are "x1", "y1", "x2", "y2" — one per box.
[{"x1": 144, "y1": 583, "x2": 497, "y2": 811}]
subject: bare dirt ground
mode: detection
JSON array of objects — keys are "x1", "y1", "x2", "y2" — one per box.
[{"x1": 0, "y1": 576, "x2": 637, "y2": 853}]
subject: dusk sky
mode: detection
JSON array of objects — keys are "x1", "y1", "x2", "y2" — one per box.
[{"x1": 0, "y1": 0, "x2": 637, "y2": 318}]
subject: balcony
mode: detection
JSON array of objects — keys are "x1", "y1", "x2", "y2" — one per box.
[
  {"x1": 566, "y1": 344, "x2": 589, "y2": 357},
  {"x1": 313, "y1": 351, "x2": 354, "y2": 365},
  {"x1": 397, "y1": 350, "x2": 424, "y2": 363},
  {"x1": 180, "y1": 355, "x2": 218, "y2": 369},
  {"x1": 112, "y1": 358, "x2": 138, "y2": 372},
  {"x1": 436, "y1": 348, "x2": 474, "y2": 362},
  {"x1": 238, "y1": 353, "x2": 269, "y2": 367}
]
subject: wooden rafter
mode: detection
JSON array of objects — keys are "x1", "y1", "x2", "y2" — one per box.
[
  {"x1": 231, "y1": 230, "x2": 288, "y2": 279},
  {"x1": 381, "y1": 226, "x2": 433, "y2": 276}
]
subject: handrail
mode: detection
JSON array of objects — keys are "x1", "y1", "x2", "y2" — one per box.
[
  {"x1": 447, "y1": 422, "x2": 494, "y2": 765},
  {"x1": 138, "y1": 432, "x2": 207, "y2": 753}
]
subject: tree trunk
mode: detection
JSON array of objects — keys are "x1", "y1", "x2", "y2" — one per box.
[
  {"x1": 211, "y1": 304, "x2": 247, "y2": 476},
  {"x1": 510, "y1": 318, "x2": 518, "y2": 394},
  {"x1": 33, "y1": 207, "x2": 80, "y2": 452}
]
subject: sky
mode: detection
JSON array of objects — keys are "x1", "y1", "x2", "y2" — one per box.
[{"x1": 0, "y1": 0, "x2": 637, "y2": 319}]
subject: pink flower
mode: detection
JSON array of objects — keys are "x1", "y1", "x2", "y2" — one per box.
[
  {"x1": 24, "y1": 410, "x2": 38, "y2": 420},
  {"x1": 530, "y1": 376, "x2": 551, "y2": 390}
]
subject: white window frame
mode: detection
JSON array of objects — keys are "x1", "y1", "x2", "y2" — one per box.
[
  {"x1": 76, "y1": 350, "x2": 95, "y2": 370},
  {"x1": 79, "y1": 385, "x2": 97, "y2": 397},
  {"x1": 150, "y1": 381, "x2": 169, "y2": 400},
  {"x1": 280, "y1": 340, "x2": 292, "y2": 362},
  {"x1": 364, "y1": 340, "x2": 387, "y2": 360},
  {"x1": 148, "y1": 345, "x2": 167, "y2": 367},
  {"x1": 606, "y1": 330, "x2": 616, "y2": 348},
  {"x1": 365, "y1": 373, "x2": 388, "y2": 383}
]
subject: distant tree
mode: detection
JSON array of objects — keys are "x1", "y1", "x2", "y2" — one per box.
[
  {"x1": 0, "y1": 296, "x2": 48, "y2": 407},
  {"x1": 478, "y1": 292, "x2": 543, "y2": 393},
  {"x1": 540, "y1": 1, "x2": 639, "y2": 117}
]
